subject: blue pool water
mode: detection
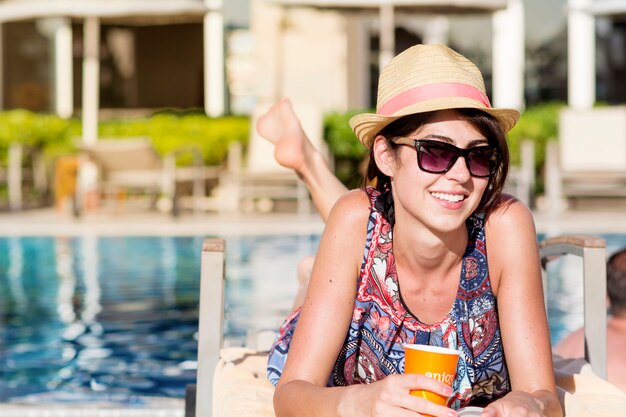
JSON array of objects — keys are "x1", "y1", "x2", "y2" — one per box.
[
  {"x1": 0, "y1": 233, "x2": 624, "y2": 404},
  {"x1": 0, "y1": 234, "x2": 319, "y2": 404}
]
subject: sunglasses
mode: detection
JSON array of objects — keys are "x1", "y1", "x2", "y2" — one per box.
[{"x1": 393, "y1": 138, "x2": 499, "y2": 178}]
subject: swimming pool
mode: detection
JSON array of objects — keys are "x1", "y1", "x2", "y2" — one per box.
[
  {"x1": 0, "y1": 234, "x2": 318, "y2": 405},
  {"x1": 0, "y1": 233, "x2": 624, "y2": 405}
]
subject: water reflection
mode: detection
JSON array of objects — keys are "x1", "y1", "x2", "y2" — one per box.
[
  {"x1": 160, "y1": 237, "x2": 177, "y2": 306},
  {"x1": 56, "y1": 236, "x2": 78, "y2": 324},
  {"x1": 55, "y1": 234, "x2": 104, "y2": 376},
  {"x1": 8, "y1": 237, "x2": 27, "y2": 313},
  {"x1": 81, "y1": 234, "x2": 102, "y2": 325},
  {"x1": 223, "y1": 234, "x2": 319, "y2": 346},
  {"x1": 545, "y1": 255, "x2": 585, "y2": 344},
  {"x1": 0, "y1": 236, "x2": 201, "y2": 403}
]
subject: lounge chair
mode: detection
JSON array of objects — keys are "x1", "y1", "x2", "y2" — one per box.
[
  {"x1": 187, "y1": 234, "x2": 624, "y2": 417},
  {"x1": 78, "y1": 137, "x2": 219, "y2": 216},
  {"x1": 545, "y1": 106, "x2": 626, "y2": 211},
  {"x1": 217, "y1": 100, "x2": 324, "y2": 214}
]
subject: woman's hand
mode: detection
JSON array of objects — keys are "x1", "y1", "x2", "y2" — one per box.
[
  {"x1": 480, "y1": 391, "x2": 547, "y2": 417},
  {"x1": 341, "y1": 374, "x2": 457, "y2": 417}
]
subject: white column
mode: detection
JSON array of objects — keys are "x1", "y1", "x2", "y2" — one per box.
[
  {"x1": 346, "y1": 15, "x2": 370, "y2": 109},
  {"x1": 568, "y1": 0, "x2": 595, "y2": 109},
  {"x1": 82, "y1": 17, "x2": 100, "y2": 145},
  {"x1": 54, "y1": 18, "x2": 73, "y2": 119},
  {"x1": 379, "y1": 3, "x2": 395, "y2": 69},
  {"x1": 204, "y1": 0, "x2": 225, "y2": 117},
  {"x1": 36, "y1": 18, "x2": 73, "y2": 117},
  {"x1": 422, "y1": 16, "x2": 449, "y2": 45},
  {"x1": 0, "y1": 24, "x2": 4, "y2": 110},
  {"x1": 492, "y1": 0, "x2": 525, "y2": 110},
  {"x1": 8, "y1": 144, "x2": 22, "y2": 211}
]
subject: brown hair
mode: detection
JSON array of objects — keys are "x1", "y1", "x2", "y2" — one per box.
[
  {"x1": 608, "y1": 248, "x2": 626, "y2": 314},
  {"x1": 361, "y1": 109, "x2": 510, "y2": 214}
]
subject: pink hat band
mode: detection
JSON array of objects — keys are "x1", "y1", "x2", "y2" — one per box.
[{"x1": 377, "y1": 82, "x2": 492, "y2": 116}]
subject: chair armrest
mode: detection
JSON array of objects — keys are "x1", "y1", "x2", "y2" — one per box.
[
  {"x1": 540, "y1": 234, "x2": 607, "y2": 379},
  {"x1": 539, "y1": 235, "x2": 605, "y2": 267},
  {"x1": 194, "y1": 238, "x2": 226, "y2": 417},
  {"x1": 539, "y1": 234, "x2": 605, "y2": 251}
]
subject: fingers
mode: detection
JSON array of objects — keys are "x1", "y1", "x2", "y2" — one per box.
[
  {"x1": 400, "y1": 396, "x2": 456, "y2": 417},
  {"x1": 403, "y1": 373, "x2": 454, "y2": 398},
  {"x1": 377, "y1": 374, "x2": 456, "y2": 417}
]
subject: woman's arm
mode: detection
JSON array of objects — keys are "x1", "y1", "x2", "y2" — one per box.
[
  {"x1": 485, "y1": 196, "x2": 563, "y2": 417},
  {"x1": 274, "y1": 189, "x2": 370, "y2": 416},
  {"x1": 274, "y1": 190, "x2": 455, "y2": 417}
]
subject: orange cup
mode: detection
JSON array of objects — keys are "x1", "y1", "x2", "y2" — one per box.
[{"x1": 403, "y1": 344, "x2": 460, "y2": 406}]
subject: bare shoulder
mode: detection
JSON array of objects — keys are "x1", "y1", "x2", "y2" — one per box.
[
  {"x1": 485, "y1": 193, "x2": 536, "y2": 232},
  {"x1": 326, "y1": 188, "x2": 372, "y2": 230},
  {"x1": 484, "y1": 194, "x2": 541, "y2": 292}
]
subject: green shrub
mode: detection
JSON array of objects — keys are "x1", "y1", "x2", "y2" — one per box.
[
  {"x1": 0, "y1": 110, "x2": 250, "y2": 168},
  {"x1": 323, "y1": 109, "x2": 369, "y2": 189},
  {"x1": 507, "y1": 101, "x2": 565, "y2": 192},
  {"x1": 99, "y1": 113, "x2": 249, "y2": 166},
  {"x1": 0, "y1": 110, "x2": 75, "y2": 163},
  {"x1": 0, "y1": 109, "x2": 250, "y2": 207}
]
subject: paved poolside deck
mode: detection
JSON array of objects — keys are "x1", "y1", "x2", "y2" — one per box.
[
  {"x1": 0, "y1": 207, "x2": 326, "y2": 236},
  {"x1": 1, "y1": 200, "x2": 626, "y2": 237},
  {"x1": 0, "y1": 402, "x2": 184, "y2": 417}
]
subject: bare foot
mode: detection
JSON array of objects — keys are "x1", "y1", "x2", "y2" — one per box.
[
  {"x1": 257, "y1": 98, "x2": 347, "y2": 222},
  {"x1": 256, "y1": 98, "x2": 312, "y2": 175}
]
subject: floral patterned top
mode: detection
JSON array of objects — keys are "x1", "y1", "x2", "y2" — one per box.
[{"x1": 267, "y1": 187, "x2": 510, "y2": 409}]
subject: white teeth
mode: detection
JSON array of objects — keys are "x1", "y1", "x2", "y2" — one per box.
[{"x1": 431, "y1": 192, "x2": 465, "y2": 202}]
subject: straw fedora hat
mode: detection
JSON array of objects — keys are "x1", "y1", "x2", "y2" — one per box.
[{"x1": 349, "y1": 43, "x2": 520, "y2": 146}]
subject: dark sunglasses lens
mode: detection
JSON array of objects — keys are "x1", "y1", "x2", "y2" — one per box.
[
  {"x1": 467, "y1": 148, "x2": 497, "y2": 177},
  {"x1": 418, "y1": 142, "x2": 457, "y2": 173}
]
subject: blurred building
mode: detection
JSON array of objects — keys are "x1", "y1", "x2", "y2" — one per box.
[
  {"x1": 0, "y1": 0, "x2": 625, "y2": 124},
  {"x1": 0, "y1": 0, "x2": 226, "y2": 143},
  {"x1": 568, "y1": 0, "x2": 626, "y2": 108},
  {"x1": 248, "y1": 0, "x2": 626, "y2": 115},
  {"x1": 250, "y1": 0, "x2": 525, "y2": 116}
]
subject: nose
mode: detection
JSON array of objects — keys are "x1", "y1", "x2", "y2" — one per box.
[{"x1": 444, "y1": 155, "x2": 472, "y2": 183}]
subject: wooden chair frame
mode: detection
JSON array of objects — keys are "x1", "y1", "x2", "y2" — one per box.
[{"x1": 539, "y1": 234, "x2": 607, "y2": 379}]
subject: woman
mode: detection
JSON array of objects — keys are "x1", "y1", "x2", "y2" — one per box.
[{"x1": 260, "y1": 44, "x2": 562, "y2": 417}]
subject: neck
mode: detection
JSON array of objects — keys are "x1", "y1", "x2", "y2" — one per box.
[
  {"x1": 611, "y1": 308, "x2": 626, "y2": 319},
  {"x1": 609, "y1": 310, "x2": 626, "y2": 330},
  {"x1": 392, "y1": 220, "x2": 467, "y2": 271}
]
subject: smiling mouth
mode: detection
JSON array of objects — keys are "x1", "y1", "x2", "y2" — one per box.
[{"x1": 430, "y1": 192, "x2": 466, "y2": 203}]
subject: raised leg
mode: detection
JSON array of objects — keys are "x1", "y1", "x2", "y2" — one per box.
[{"x1": 256, "y1": 98, "x2": 348, "y2": 221}]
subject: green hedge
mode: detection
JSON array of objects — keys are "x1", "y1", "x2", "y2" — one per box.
[
  {"x1": 98, "y1": 112, "x2": 249, "y2": 166},
  {"x1": 0, "y1": 110, "x2": 77, "y2": 161},
  {"x1": 0, "y1": 109, "x2": 250, "y2": 167},
  {"x1": 507, "y1": 101, "x2": 564, "y2": 169},
  {"x1": 323, "y1": 110, "x2": 368, "y2": 189}
]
